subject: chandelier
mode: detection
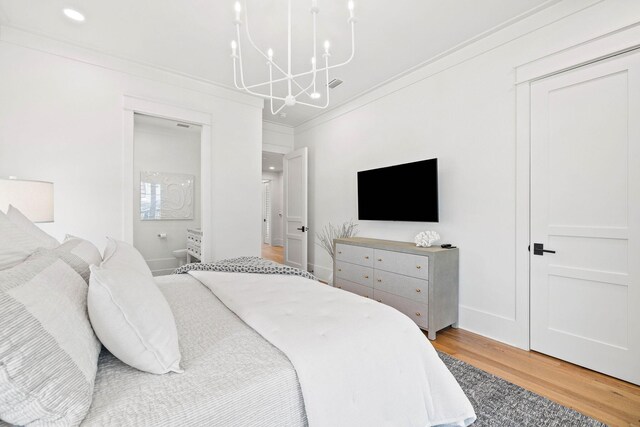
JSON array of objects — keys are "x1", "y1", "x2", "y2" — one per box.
[{"x1": 230, "y1": 0, "x2": 357, "y2": 115}]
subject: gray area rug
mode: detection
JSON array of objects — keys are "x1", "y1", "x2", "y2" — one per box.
[{"x1": 438, "y1": 352, "x2": 606, "y2": 426}]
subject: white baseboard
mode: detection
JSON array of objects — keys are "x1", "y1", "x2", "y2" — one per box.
[
  {"x1": 146, "y1": 257, "x2": 179, "y2": 276},
  {"x1": 458, "y1": 305, "x2": 528, "y2": 350}
]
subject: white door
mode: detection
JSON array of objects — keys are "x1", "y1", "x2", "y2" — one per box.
[
  {"x1": 283, "y1": 147, "x2": 308, "y2": 270},
  {"x1": 530, "y1": 51, "x2": 640, "y2": 384},
  {"x1": 262, "y1": 181, "x2": 271, "y2": 245}
]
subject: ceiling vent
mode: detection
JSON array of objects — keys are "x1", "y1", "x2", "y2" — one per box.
[
  {"x1": 328, "y1": 79, "x2": 343, "y2": 89},
  {"x1": 176, "y1": 123, "x2": 191, "y2": 128}
]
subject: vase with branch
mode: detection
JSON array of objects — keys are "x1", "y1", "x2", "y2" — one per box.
[{"x1": 316, "y1": 221, "x2": 359, "y2": 280}]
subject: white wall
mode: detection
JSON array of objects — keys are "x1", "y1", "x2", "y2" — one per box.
[
  {"x1": 0, "y1": 27, "x2": 263, "y2": 258},
  {"x1": 263, "y1": 121, "x2": 294, "y2": 154},
  {"x1": 262, "y1": 171, "x2": 284, "y2": 246},
  {"x1": 294, "y1": 0, "x2": 640, "y2": 347},
  {"x1": 133, "y1": 118, "x2": 201, "y2": 274}
]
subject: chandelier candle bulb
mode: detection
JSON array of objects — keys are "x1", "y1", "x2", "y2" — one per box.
[
  {"x1": 234, "y1": 1, "x2": 242, "y2": 21},
  {"x1": 231, "y1": 40, "x2": 237, "y2": 57},
  {"x1": 268, "y1": 48, "x2": 274, "y2": 61},
  {"x1": 324, "y1": 40, "x2": 331, "y2": 54}
]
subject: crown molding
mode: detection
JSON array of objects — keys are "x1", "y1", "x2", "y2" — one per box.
[
  {"x1": 294, "y1": 0, "x2": 604, "y2": 134},
  {"x1": 263, "y1": 120, "x2": 295, "y2": 134},
  {"x1": 516, "y1": 21, "x2": 640, "y2": 83},
  {"x1": 0, "y1": 24, "x2": 264, "y2": 109}
]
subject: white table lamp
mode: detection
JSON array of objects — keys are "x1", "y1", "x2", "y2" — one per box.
[{"x1": 0, "y1": 177, "x2": 54, "y2": 222}]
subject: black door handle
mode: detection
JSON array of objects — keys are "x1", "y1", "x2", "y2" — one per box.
[
  {"x1": 533, "y1": 243, "x2": 556, "y2": 256},
  {"x1": 296, "y1": 226, "x2": 308, "y2": 232}
]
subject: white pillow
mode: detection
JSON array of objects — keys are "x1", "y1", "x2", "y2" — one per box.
[
  {"x1": 0, "y1": 251, "x2": 101, "y2": 425},
  {"x1": 6, "y1": 204, "x2": 59, "y2": 249},
  {"x1": 102, "y1": 237, "x2": 152, "y2": 277},
  {"x1": 0, "y1": 211, "x2": 45, "y2": 270},
  {"x1": 50, "y1": 237, "x2": 103, "y2": 283},
  {"x1": 88, "y1": 265, "x2": 183, "y2": 374}
]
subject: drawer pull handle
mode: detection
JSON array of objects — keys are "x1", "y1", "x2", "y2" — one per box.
[
  {"x1": 416, "y1": 265, "x2": 422, "y2": 269},
  {"x1": 415, "y1": 312, "x2": 421, "y2": 317},
  {"x1": 338, "y1": 268, "x2": 342, "y2": 272},
  {"x1": 365, "y1": 256, "x2": 369, "y2": 259},
  {"x1": 338, "y1": 251, "x2": 342, "y2": 254},
  {"x1": 337, "y1": 286, "x2": 342, "y2": 289},
  {"x1": 364, "y1": 275, "x2": 369, "y2": 279},
  {"x1": 416, "y1": 288, "x2": 421, "y2": 293},
  {"x1": 377, "y1": 299, "x2": 382, "y2": 303},
  {"x1": 377, "y1": 258, "x2": 382, "y2": 261},
  {"x1": 377, "y1": 279, "x2": 382, "y2": 283}
]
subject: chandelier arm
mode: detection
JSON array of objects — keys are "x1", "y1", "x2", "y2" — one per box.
[
  {"x1": 269, "y1": 66, "x2": 278, "y2": 115},
  {"x1": 232, "y1": 58, "x2": 242, "y2": 90},
  {"x1": 287, "y1": 0, "x2": 292, "y2": 97},
  {"x1": 235, "y1": 28, "x2": 287, "y2": 100},
  {"x1": 294, "y1": 75, "x2": 318, "y2": 98},
  {"x1": 239, "y1": 24, "x2": 313, "y2": 96},
  {"x1": 242, "y1": 74, "x2": 289, "y2": 90},
  {"x1": 296, "y1": 55, "x2": 331, "y2": 109},
  {"x1": 242, "y1": 0, "x2": 291, "y2": 79},
  {"x1": 312, "y1": 10, "x2": 318, "y2": 94},
  {"x1": 289, "y1": 22, "x2": 356, "y2": 80}
]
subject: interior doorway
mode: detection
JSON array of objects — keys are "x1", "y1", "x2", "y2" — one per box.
[
  {"x1": 261, "y1": 151, "x2": 284, "y2": 263},
  {"x1": 132, "y1": 113, "x2": 202, "y2": 276}
]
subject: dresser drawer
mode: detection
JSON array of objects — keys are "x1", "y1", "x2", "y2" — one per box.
[
  {"x1": 374, "y1": 249, "x2": 428, "y2": 280},
  {"x1": 334, "y1": 278, "x2": 374, "y2": 299},
  {"x1": 374, "y1": 270, "x2": 428, "y2": 304},
  {"x1": 335, "y1": 261, "x2": 374, "y2": 288},
  {"x1": 374, "y1": 289, "x2": 428, "y2": 329},
  {"x1": 335, "y1": 244, "x2": 374, "y2": 267}
]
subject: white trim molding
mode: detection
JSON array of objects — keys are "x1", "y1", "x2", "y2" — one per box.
[
  {"x1": 516, "y1": 22, "x2": 640, "y2": 83},
  {"x1": 513, "y1": 23, "x2": 640, "y2": 350},
  {"x1": 0, "y1": 24, "x2": 263, "y2": 109},
  {"x1": 123, "y1": 95, "x2": 215, "y2": 262}
]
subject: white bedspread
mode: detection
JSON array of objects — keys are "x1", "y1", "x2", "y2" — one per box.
[{"x1": 190, "y1": 271, "x2": 476, "y2": 427}]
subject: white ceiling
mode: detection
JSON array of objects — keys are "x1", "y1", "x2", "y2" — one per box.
[
  {"x1": 262, "y1": 151, "x2": 284, "y2": 173},
  {"x1": 0, "y1": 0, "x2": 558, "y2": 127}
]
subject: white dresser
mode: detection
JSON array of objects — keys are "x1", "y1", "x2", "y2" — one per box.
[
  {"x1": 186, "y1": 228, "x2": 202, "y2": 263},
  {"x1": 333, "y1": 237, "x2": 459, "y2": 340}
]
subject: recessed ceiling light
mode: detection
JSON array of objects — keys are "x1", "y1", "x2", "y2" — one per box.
[
  {"x1": 63, "y1": 8, "x2": 85, "y2": 22},
  {"x1": 269, "y1": 166, "x2": 275, "y2": 170}
]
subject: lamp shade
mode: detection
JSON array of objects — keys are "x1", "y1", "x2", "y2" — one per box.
[{"x1": 0, "y1": 178, "x2": 54, "y2": 223}]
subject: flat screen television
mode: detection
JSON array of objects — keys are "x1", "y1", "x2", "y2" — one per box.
[{"x1": 357, "y1": 158, "x2": 439, "y2": 222}]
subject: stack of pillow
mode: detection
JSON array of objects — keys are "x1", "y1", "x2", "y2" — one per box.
[{"x1": 0, "y1": 206, "x2": 183, "y2": 426}]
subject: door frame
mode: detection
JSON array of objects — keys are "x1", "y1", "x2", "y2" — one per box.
[
  {"x1": 262, "y1": 180, "x2": 272, "y2": 245},
  {"x1": 123, "y1": 95, "x2": 214, "y2": 261},
  {"x1": 513, "y1": 24, "x2": 640, "y2": 350}
]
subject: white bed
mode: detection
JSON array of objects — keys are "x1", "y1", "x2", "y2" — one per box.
[{"x1": 82, "y1": 271, "x2": 476, "y2": 427}]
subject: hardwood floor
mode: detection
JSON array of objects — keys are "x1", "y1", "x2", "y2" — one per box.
[
  {"x1": 261, "y1": 243, "x2": 284, "y2": 264},
  {"x1": 431, "y1": 328, "x2": 640, "y2": 426}
]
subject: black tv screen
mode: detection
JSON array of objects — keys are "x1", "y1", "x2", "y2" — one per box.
[{"x1": 357, "y1": 158, "x2": 439, "y2": 222}]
